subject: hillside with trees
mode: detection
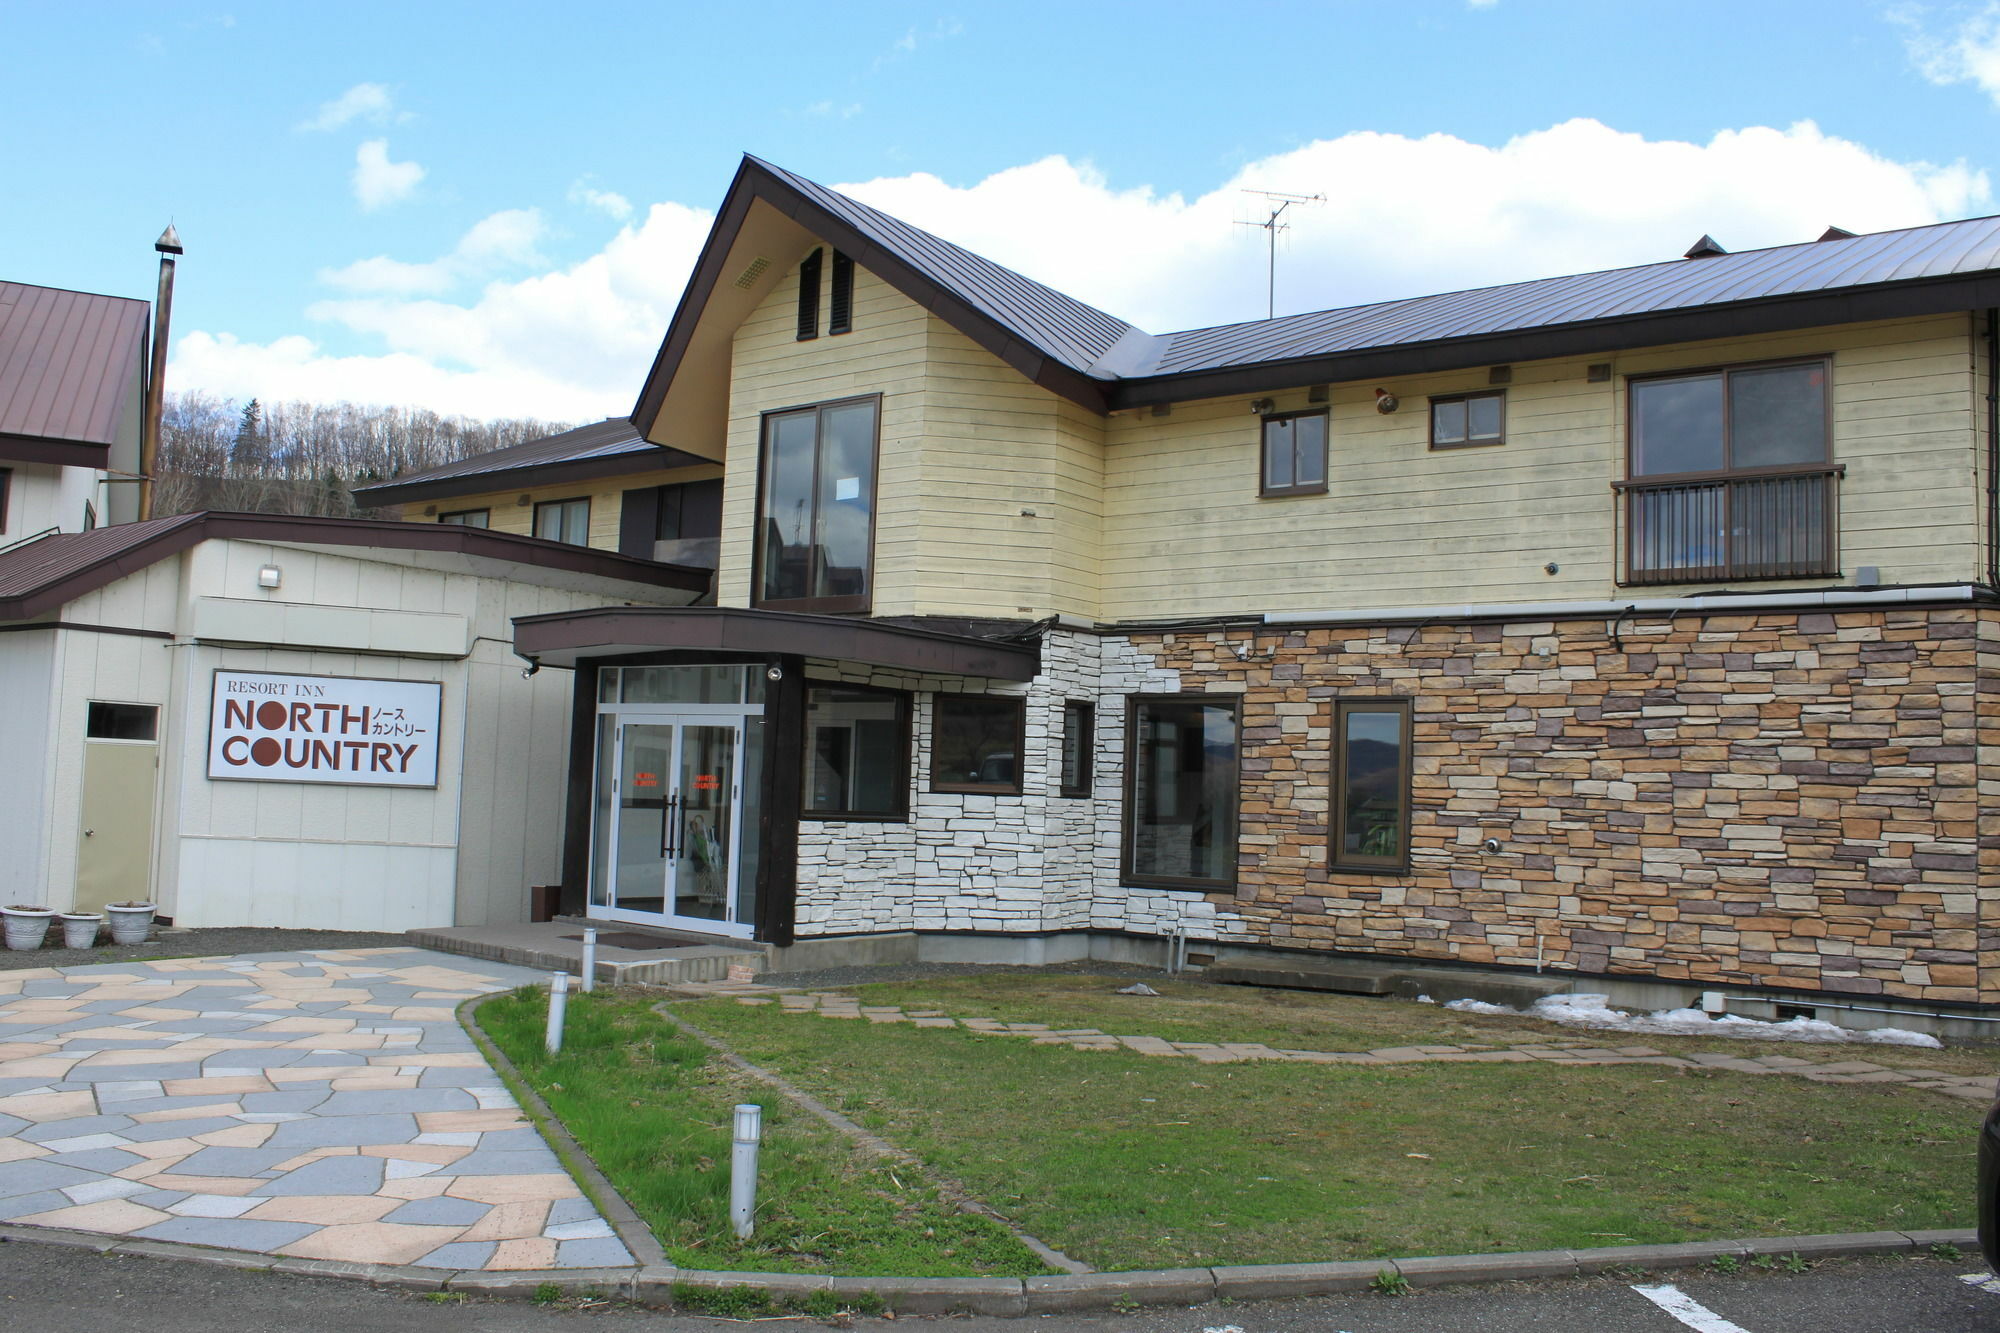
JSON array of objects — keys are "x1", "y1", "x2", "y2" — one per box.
[{"x1": 154, "y1": 392, "x2": 575, "y2": 518}]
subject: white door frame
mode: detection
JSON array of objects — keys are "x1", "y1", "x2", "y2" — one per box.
[{"x1": 595, "y1": 712, "x2": 752, "y2": 939}]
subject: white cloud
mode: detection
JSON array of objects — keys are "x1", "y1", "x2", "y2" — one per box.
[
  {"x1": 172, "y1": 119, "x2": 1989, "y2": 420},
  {"x1": 352, "y1": 139, "x2": 424, "y2": 211},
  {"x1": 569, "y1": 181, "x2": 633, "y2": 220},
  {"x1": 300, "y1": 82, "x2": 396, "y2": 132},
  {"x1": 804, "y1": 100, "x2": 864, "y2": 119},
  {"x1": 1904, "y1": 3, "x2": 2000, "y2": 106},
  {"x1": 319, "y1": 208, "x2": 548, "y2": 295}
]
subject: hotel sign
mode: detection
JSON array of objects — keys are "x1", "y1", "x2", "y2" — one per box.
[{"x1": 208, "y1": 671, "x2": 443, "y2": 788}]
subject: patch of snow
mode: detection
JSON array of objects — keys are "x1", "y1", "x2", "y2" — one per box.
[
  {"x1": 1414, "y1": 994, "x2": 1436, "y2": 1004},
  {"x1": 1442, "y1": 991, "x2": 1942, "y2": 1048}
]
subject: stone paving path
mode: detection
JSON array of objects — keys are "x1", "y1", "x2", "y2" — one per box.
[
  {"x1": 0, "y1": 948, "x2": 631, "y2": 1271},
  {"x1": 749, "y1": 992, "x2": 1997, "y2": 1101}
]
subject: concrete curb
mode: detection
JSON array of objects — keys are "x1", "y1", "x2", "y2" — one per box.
[{"x1": 0, "y1": 1222, "x2": 1975, "y2": 1315}]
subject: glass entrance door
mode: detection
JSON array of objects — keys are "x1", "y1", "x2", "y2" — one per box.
[{"x1": 603, "y1": 717, "x2": 748, "y2": 937}]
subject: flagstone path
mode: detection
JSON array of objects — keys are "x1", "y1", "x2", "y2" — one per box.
[
  {"x1": 745, "y1": 992, "x2": 1996, "y2": 1101},
  {"x1": 0, "y1": 948, "x2": 631, "y2": 1271}
]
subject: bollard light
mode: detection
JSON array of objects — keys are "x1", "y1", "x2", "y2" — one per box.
[
  {"x1": 730, "y1": 1103, "x2": 763, "y2": 1239},
  {"x1": 581, "y1": 927, "x2": 598, "y2": 994},
  {"x1": 546, "y1": 972, "x2": 569, "y2": 1055}
]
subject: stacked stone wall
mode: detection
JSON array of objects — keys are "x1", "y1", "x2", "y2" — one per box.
[{"x1": 1128, "y1": 605, "x2": 1993, "y2": 1004}]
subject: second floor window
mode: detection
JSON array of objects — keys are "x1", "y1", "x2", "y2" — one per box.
[
  {"x1": 533, "y1": 497, "x2": 591, "y2": 546},
  {"x1": 1260, "y1": 410, "x2": 1327, "y2": 496},
  {"x1": 1430, "y1": 390, "x2": 1504, "y2": 449},
  {"x1": 438, "y1": 509, "x2": 490, "y2": 528},
  {"x1": 1623, "y1": 358, "x2": 1838, "y2": 584},
  {"x1": 756, "y1": 396, "x2": 879, "y2": 612}
]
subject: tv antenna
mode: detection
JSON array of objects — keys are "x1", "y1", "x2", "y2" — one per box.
[{"x1": 1237, "y1": 189, "x2": 1324, "y2": 319}]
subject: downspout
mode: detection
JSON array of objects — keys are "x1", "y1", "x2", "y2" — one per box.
[{"x1": 1986, "y1": 308, "x2": 1999, "y2": 593}]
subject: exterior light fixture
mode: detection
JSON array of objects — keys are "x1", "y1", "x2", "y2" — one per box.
[
  {"x1": 765, "y1": 664, "x2": 783, "y2": 682},
  {"x1": 256, "y1": 565, "x2": 282, "y2": 589},
  {"x1": 1373, "y1": 388, "x2": 1399, "y2": 414},
  {"x1": 1248, "y1": 398, "x2": 1276, "y2": 415}
]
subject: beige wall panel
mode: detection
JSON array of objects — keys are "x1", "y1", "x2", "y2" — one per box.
[
  {"x1": 1101, "y1": 316, "x2": 1981, "y2": 621},
  {"x1": 394, "y1": 462, "x2": 723, "y2": 551}
]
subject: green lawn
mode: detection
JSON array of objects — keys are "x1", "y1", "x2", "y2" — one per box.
[
  {"x1": 473, "y1": 987, "x2": 1048, "y2": 1277},
  {"x1": 687, "y1": 982, "x2": 1981, "y2": 1272}
]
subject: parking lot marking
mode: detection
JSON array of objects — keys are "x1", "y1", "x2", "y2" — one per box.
[
  {"x1": 1632, "y1": 1283, "x2": 1756, "y2": 1333},
  {"x1": 1957, "y1": 1271, "x2": 2000, "y2": 1294}
]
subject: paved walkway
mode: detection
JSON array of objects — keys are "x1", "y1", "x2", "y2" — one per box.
[
  {"x1": 0, "y1": 948, "x2": 631, "y2": 1271},
  {"x1": 751, "y1": 992, "x2": 1997, "y2": 1100}
]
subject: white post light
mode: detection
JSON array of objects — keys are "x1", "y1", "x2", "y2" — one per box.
[
  {"x1": 730, "y1": 1103, "x2": 763, "y2": 1239},
  {"x1": 580, "y1": 928, "x2": 598, "y2": 994},
  {"x1": 546, "y1": 972, "x2": 569, "y2": 1054}
]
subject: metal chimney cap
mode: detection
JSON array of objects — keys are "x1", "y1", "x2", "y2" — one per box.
[
  {"x1": 1682, "y1": 234, "x2": 1728, "y2": 260},
  {"x1": 155, "y1": 223, "x2": 184, "y2": 256}
]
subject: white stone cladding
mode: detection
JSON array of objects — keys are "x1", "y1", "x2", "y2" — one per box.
[{"x1": 793, "y1": 628, "x2": 1254, "y2": 944}]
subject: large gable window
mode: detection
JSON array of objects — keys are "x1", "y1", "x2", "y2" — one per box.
[
  {"x1": 755, "y1": 395, "x2": 880, "y2": 613},
  {"x1": 1621, "y1": 358, "x2": 1840, "y2": 584}
]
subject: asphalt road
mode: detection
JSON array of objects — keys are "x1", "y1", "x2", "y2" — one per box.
[{"x1": 3, "y1": 1242, "x2": 1997, "y2": 1333}]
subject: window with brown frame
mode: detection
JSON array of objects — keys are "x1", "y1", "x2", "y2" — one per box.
[
  {"x1": 1330, "y1": 698, "x2": 1412, "y2": 872},
  {"x1": 532, "y1": 496, "x2": 590, "y2": 546},
  {"x1": 1123, "y1": 694, "x2": 1239, "y2": 889},
  {"x1": 1059, "y1": 700, "x2": 1093, "y2": 798},
  {"x1": 1429, "y1": 390, "x2": 1505, "y2": 449},
  {"x1": 930, "y1": 694, "x2": 1025, "y2": 795},
  {"x1": 1621, "y1": 357, "x2": 1839, "y2": 584},
  {"x1": 754, "y1": 395, "x2": 879, "y2": 613},
  {"x1": 1260, "y1": 410, "x2": 1327, "y2": 496},
  {"x1": 802, "y1": 683, "x2": 910, "y2": 820},
  {"x1": 437, "y1": 508, "x2": 490, "y2": 528}
]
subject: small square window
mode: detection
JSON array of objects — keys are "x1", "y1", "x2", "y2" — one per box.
[
  {"x1": 1430, "y1": 391, "x2": 1505, "y2": 450},
  {"x1": 1260, "y1": 411, "x2": 1328, "y2": 496},
  {"x1": 87, "y1": 701, "x2": 158, "y2": 741},
  {"x1": 804, "y1": 684, "x2": 910, "y2": 819},
  {"x1": 438, "y1": 509, "x2": 490, "y2": 527},
  {"x1": 532, "y1": 497, "x2": 591, "y2": 545},
  {"x1": 931, "y1": 694, "x2": 1025, "y2": 795}
]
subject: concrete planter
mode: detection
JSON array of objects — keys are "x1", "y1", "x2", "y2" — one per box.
[
  {"x1": 58, "y1": 913, "x2": 101, "y2": 949},
  {"x1": 2, "y1": 906, "x2": 57, "y2": 951},
  {"x1": 105, "y1": 903, "x2": 155, "y2": 946}
]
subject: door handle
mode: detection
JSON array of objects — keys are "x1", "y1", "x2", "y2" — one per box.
[{"x1": 661, "y1": 794, "x2": 680, "y2": 858}]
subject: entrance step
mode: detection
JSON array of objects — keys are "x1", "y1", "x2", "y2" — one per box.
[
  {"x1": 1206, "y1": 955, "x2": 1575, "y2": 1010},
  {"x1": 406, "y1": 921, "x2": 766, "y2": 986}
]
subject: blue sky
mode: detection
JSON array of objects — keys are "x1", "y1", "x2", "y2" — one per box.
[{"x1": 7, "y1": 1, "x2": 2000, "y2": 420}]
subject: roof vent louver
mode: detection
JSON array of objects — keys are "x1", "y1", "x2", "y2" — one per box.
[
  {"x1": 733, "y1": 257, "x2": 772, "y2": 290},
  {"x1": 1683, "y1": 235, "x2": 1728, "y2": 260},
  {"x1": 1817, "y1": 226, "x2": 1858, "y2": 242}
]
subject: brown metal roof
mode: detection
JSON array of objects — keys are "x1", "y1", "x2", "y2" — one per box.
[
  {"x1": 0, "y1": 511, "x2": 711, "y2": 622},
  {"x1": 0, "y1": 281, "x2": 149, "y2": 463},
  {"x1": 351, "y1": 417, "x2": 709, "y2": 507},
  {"x1": 511, "y1": 604, "x2": 1040, "y2": 679}
]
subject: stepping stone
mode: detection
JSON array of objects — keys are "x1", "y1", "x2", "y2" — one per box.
[
  {"x1": 413, "y1": 1240, "x2": 497, "y2": 1269},
  {"x1": 556, "y1": 1236, "x2": 632, "y2": 1267},
  {"x1": 134, "y1": 1216, "x2": 319, "y2": 1251}
]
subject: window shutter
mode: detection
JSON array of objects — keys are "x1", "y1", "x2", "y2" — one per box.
[
  {"x1": 829, "y1": 251, "x2": 854, "y2": 334},
  {"x1": 796, "y1": 248, "x2": 823, "y2": 341}
]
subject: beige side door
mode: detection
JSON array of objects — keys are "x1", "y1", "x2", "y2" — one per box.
[{"x1": 75, "y1": 732, "x2": 160, "y2": 914}]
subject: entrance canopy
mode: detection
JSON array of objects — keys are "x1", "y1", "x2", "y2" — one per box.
[{"x1": 511, "y1": 605, "x2": 1040, "y2": 680}]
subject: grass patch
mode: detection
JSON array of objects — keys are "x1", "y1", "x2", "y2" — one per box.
[
  {"x1": 839, "y1": 974, "x2": 2000, "y2": 1075},
  {"x1": 690, "y1": 989, "x2": 1979, "y2": 1272},
  {"x1": 472, "y1": 986, "x2": 1046, "y2": 1277}
]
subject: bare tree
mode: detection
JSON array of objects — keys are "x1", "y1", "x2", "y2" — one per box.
[{"x1": 154, "y1": 392, "x2": 576, "y2": 519}]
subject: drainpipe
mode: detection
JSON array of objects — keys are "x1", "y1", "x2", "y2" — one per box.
[
  {"x1": 139, "y1": 224, "x2": 183, "y2": 522},
  {"x1": 1986, "y1": 309, "x2": 1999, "y2": 593}
]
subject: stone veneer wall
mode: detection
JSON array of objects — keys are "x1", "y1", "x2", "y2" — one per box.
[
  {"x1": 792, "y1": 630, "x2": 1251, "y2": 942},
  {"x1": 1125, "y1": 604, "x2": 1995, "y2": 1005}
]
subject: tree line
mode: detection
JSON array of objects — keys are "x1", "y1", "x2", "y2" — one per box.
[{"x1": 155, "y1": 392, "x2": 576, "y2": 518}]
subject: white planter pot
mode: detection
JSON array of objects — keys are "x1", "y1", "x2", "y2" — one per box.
[
  {"x1": 105, "y1": 904, "x2": 156, "y2": 946},
  {"x1": 58, "y1": 914, "x2": 101, "y2": 949},
  {"x1": 2, "y1": 908, "x2": 56, "y2": 952}
]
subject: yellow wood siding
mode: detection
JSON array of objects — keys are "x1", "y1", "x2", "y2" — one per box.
[
  {"x1": 392, "y1": 464, "x2": 722, "y2": 552},
  {"x1": 1101, "y1": 314, "x2": 1982, "y2": 621},
  {"x1": 719, "y1": 259, "x2": 1105, "y2": 620}
]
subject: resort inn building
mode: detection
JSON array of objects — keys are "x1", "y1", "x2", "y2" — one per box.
[{"x1": 8, "y1": 158, "x2": 2000, "y2": 1028}]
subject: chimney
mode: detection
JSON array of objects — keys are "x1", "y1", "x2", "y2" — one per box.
[
  {"x1": 1682, "y1": 234, "x2": 1728, "y2": 260},
  {"x1": 139, "y1": 224, "x2": 182, "y2": 522}
]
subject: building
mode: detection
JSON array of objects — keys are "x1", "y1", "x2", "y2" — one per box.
[{"x1": 356, "y1": 157, "x2": 2000, "y2": 1026}]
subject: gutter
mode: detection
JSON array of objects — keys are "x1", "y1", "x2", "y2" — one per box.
[{"x1": 1257, "y1": 584, "x2": 1983, "y2": 628}]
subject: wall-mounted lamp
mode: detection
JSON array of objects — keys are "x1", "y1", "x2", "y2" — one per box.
[
  {"x1": 1373, "y1": 388, "x2": 1400, "y2": 414},
  {"x1": 1248, "y1": 398, "x2": 1276, "y2": 416},
  {"x1": 520, "y1": 660, "x2": 541, "y2": 680},
  {"x1": 765, "y1": 664, "x2": 784, "y2": 682},
  {"x1": 256, "y1": 564, "x2": 282, "y2": 590}
]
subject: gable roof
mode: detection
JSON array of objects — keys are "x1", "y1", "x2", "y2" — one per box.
[
  {"x1": 0, "y1": 280, "x2": 149, "y2": 466},
  {"x1": 635, "y1": 158, "x2": 2000, "y2": 420},
  {"x1": 0, "y1": 511, "x2": 711, "y2": 622},
  {"x1": 351, "y1": 418, "x2": 709, "y2": 508}
]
